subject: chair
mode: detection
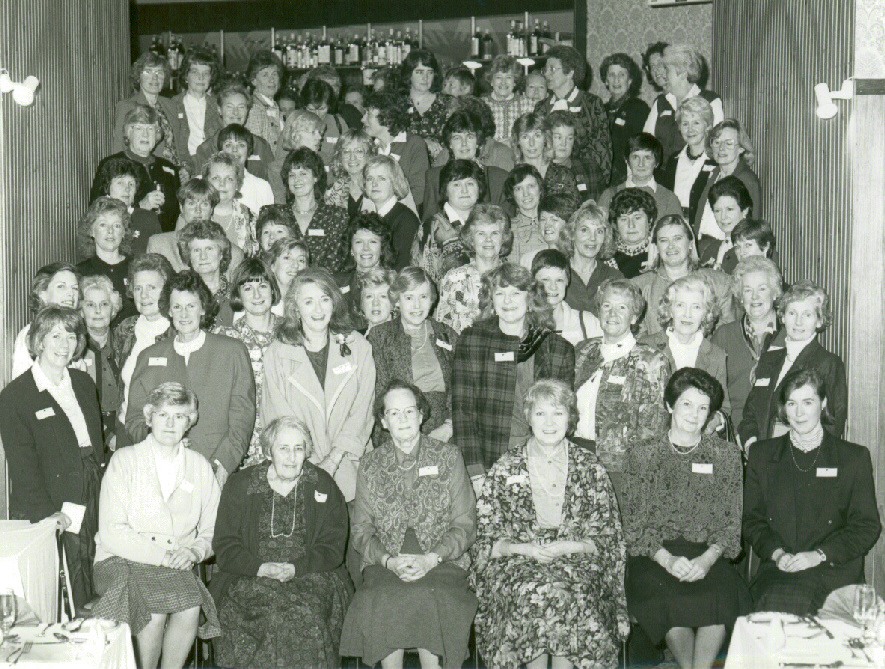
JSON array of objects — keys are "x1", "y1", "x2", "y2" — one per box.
[
  {"x1": 187, "y1": 558, "x2": 215, "y2": 669},
  {"x1": 0, "y1": 518, "x2": 59, "y2": 624}
]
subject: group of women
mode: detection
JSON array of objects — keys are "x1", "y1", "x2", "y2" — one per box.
[{"x1": 0, "y1": 35, "x2": 879, "y2": 669}]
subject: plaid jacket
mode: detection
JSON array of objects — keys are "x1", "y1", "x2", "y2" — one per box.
[
  {"x1": 452, "y1": 318, "x2": 575, "y2": 471},
  {"x1": 536, "y1": 87, "x2": 612, "y2": 200}
]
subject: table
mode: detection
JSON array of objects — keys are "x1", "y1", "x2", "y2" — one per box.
[
  {"x1": 0, "y1": 622, "x2": 137, "y2": 669},
  {"x1": 725, "y1": 612, "x2": 880, "y2": 668},
  {"x1": 0, "y1": 520, "x2": 58, "y2": 625}
]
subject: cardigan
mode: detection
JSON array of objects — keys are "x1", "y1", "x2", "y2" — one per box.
[
  {"x1": 605, "y1": 95, "x2": 651, "y2": 187},
  {"x1": 168, "y1": 92, "x2": 223, "y2": 174},
  {"x1": 420, "y1": 162, "x2": 509, "y2": 224},
  {"x1": 125, "y1": 333, "x2": 256, "y2": 473},
  {"x1": 657, "y1": 151, "x2": 718, "y2": 224},
  {"x1": 0, "y1": 368, "x2": 104, "y2": 522},
  {"x1": 738, "y1": 338, "x2": 848, "y2": 445},
  {"x1": 210, "y1": 461, "x2": 348, "y2": 602},
  {"x1": 260, "y1": 332, "x2": 375, "y2": 501},
  {"x1": 94, "y1": 437, "x2": 220, "y2": 566},
  {"x1": 451, "y1": 318, "x2": 575, "y2": 472},
  {"x1": 245, "y1": 93, "x2": 284, "y2": 158}
]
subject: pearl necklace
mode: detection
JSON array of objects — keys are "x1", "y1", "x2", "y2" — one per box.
[
  {"x1": 269, "y1": 476, "x2": 300, "y2": 538},
  {"x1": 668, "y1": 431, "x2": 702, "y2": 456}
]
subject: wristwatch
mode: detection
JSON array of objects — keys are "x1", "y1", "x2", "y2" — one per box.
[{"x1": 816, "y1": 548, "x2": 827, "y2": 563}]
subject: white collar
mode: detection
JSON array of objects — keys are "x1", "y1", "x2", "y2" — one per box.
[
  {"x1": 255, "y1": 92, "x2": 277, "y2": 108},
  {"x1": 600, "y1": 332, "x2": 636, "y2": 363},
  {"x1": 626, "y1": 176, "x2": 657, "y2": 192},
  {"x1": 32, "y1": 361, "x2": 71, "y2": 393},
  {"x1": 552, "y1": 86, "x2": 579, "y2": 104},
  {"x1": 443, "y1": 202, "x2": 468, "y2": 224},
  {"x1": 785, "y1": 335, "x2": 815, "y2": 359},
  {"x1": 376, "y1": 197, "x2": 398, "y2": 217},
  {"x1": 173, "y1": 330, "x2": 206, "y2": 357},
  {"x1": 666, "y1": 83, "x2": 701, "y2": 109}
]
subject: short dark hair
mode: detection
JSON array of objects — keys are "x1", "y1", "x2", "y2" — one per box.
[
  {"x1": 599, "y1": 53, "x2": 643, "y2": 98},
  {"x1": 345, "y1": 212, "x2": 396, "y2": 271},
  {"x1": 217, "y1": 123, "x2": 255, "y2": 157},
  {"x1": 374, "y1": 378, "x2": 433, "y2": 427},
  {"x1": 159, "y1": 270, "x2": 219, "y2": 329},
  {"x1": 504, "y1": 164, "x2": 544, "y2": 207},
  {"x1": 439, "y1": 159, "x2": 487, "y2": 205},
  {"x1": 246, "y1": 50, "x2": 285, "y2": 86},
  {"x1": 281, "y1": 147, "x2": 327, "y2": 202},
  {"x1": 449, "y1": 96, "x2": 497, "y2": 143},
  {"x1": 91, "y1": 155, "x2": 147, "y2": 201},
  {"x1": 363, "y1": 90, "x2": 409, "y2": 135},
  {"x1": 442, "y1": 110, "x2": 487, "y2": 149},
  {"x1": 180, "y1": 47, "x2": 220, "y2": 91},
  {"x1": 642, "y1": 41, "x2": 669, "y2": 92},
  {"x1": 545, "y1": 45, "x2": 587, "y2": 87},
  {"x1": 539, "y1": 193, "x2": 578, "y2": 225},
  {"x1": 609, "y1": 188, "x2": 657, "y2": 238},
  {"x1": 731, "y1": 218, "x2": 775, "y2": 254},
  {"x1": 664, "y1": 367, "x2": 724, "y2": 421},
  {"x1": 776, "y1": 367, "x2": 834, "y2": 427},
  {"x1": 301, "y1": 78, "x2": 338, "y2": 115},
  {"x1": 709, "y1": 175, "x2": 754, "y2": 213},
  {"x1": 399, "y1": 49, "x2": 442, "y2": 94},
  {"x1": 256, "y1": 204, "x2": 297, "y2": 242},
  {"x1": 229, "y1": 257, "x2": 282, "y2": 311},
  {"x1": 531, "y1": 248, "x2": 571, "y2": 282},
  {"x1": 626, "y1": 132, "x2": 664, "y2": 166},
  {"x1": 444, "y1": 66, "x2": 476, "y2": 93},
  {"x1": 29, "y1": 262, "x2": 79, "y2": 317}
]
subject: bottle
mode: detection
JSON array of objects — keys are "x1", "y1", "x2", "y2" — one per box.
[
  {"x1": 482, "y1": 28, "x2": 494, "y2": 59},
  {"x1": 506, "y1": 20, "x2": 516, "y2": 56},
  {"x1": 272, "y1": 35, "x2": 284, "y2": 64},
  {"x1": 530, "y1": 20, "x2": 540, "y2": 57},
  {"x1": 542, "y1": 20, "x2": 552, "y2": 53},
  {"x1": 403, "y1": 28, "x2": 413, "y2": 58},
  {"x1": 149, "y1": 36, "x2": 165, "y2": 57},
  {"x1": 387, "y1": 28, "x2": 397, "y2": 66},
  {"x1": 471, "y1": 25, "x2": 481, "y2": 59}
]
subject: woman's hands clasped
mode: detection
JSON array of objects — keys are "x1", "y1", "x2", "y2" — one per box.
[
  {"x1": 258, "y1": 562, "x2": 297, "y2": 582},
  {"x1": 162, "y1": 547, "x2": 200, "y2": 571},
  {"x1": 386, "y1": 553, "x2": 440, "y2": 582}
]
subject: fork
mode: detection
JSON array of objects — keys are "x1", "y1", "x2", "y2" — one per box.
[{"x1": 9, "y1": 641, "x2": 32, "y2": 665}]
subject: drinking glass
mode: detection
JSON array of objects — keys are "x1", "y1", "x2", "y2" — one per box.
[
  {"x1": 854, "y1": 584, "x2": 878, "y2": 642},
  {"x1": 0, "y1": 589, "x2": 16, "y2": 645}
]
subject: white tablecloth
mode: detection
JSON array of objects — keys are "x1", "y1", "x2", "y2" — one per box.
[
  {"x1": 0, "y1": 519, "x2": 58, "y2": 624},
  {"x1": 0, "y1": 622, "x2": 136, "y2": 669}
]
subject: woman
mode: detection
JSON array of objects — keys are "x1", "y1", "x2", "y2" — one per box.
[
  {"x1": 520, "y1": 193, "x2": 577, "y2": 270},
  {"x1": 738, "y1": 280, "x2": 848, "y2": 448},
  {"x1": 695, "y1": 119, "x2": 761, "y2": 239},
  {"x1": 368, "y1": 268, "x2": 458, "y2": 442},
  {"x1": 711, "y1": 257, "x2": 783, "y2": 430},
  {"x1": 512, "y1": 112, "x2": 580, "y2": 204},
  {"x1": 608, "y1": 188, "x2": 656, "y2": 279},
  {"x1": 255, "y1": 203, "x2": 297, "y2": 254},
  {"x1": 697, "y1": 176, "x2": 753, "y2": 272},
  {"x1": 0, "y1": 306, "x2": 104, "y2": 609},
  {"x1": 481, "y1": 55, "x2": 536, "y2": 148},
  {"x1": 560, "y1": 201, "x2": 624, "y2": 315},
  {"x1": 600, "y1": 52, "x2": 650, "y2": 187},
  {"x1": 642, "y1": 42, "x2": 669, "y2": 94},
  {"x1": 93, "y1": 382, "x2": 220, "y2": 669},
  {"x1": 215, "y1": 259, "x2": 281, "y2": 468},
  {"x1": 632, "y1": 215, "x2": 734, "y2": 336},
  {"x1": 283, "y1": 147, "x2": 350, "y2": 273},
  {"x1": 112, "y1": 52, "x2": 179, "y2": 166},
  {"x1": 363, "y1": 155, "x2": 421, "y2": 270},
  {"x1": 743, "y1": 368, "x2": 881, "y2": 615},
  {"x1": 267, "y1": 238, "x2": 310, "y2": 312},
  {"x1": 245, "y1": 51, "x2": 286, "y2": 158},
  {"x1": 452, "y1": 263, "x2": 574, "y2": 478},
  {"x1": 302, "y1": 78, "x2": 349, "y2": 165},
  {"x1": 340, "y1": 381, "x2": 476, "y2": 669},
  {"x1": 436, "y1": 204, "x2": 513, "y2": 334},
  {"x1": 204, "y1": 151, "x2": 255, "y2": 255},
  {"x1": 212, "y1": 416, "x2": 352, "y2": 668},
  {"x1": 358, "y1": 268, "x2": 397, "y2": 334},
  {"x1": 334, "y1": 213, "x2": 395, "y2": 329},
  {"x1": 324, "y1": 130, "x2": 376, "y2": 217},
  {"x1": 505, "y1": 164, "x2": 548, "y2": 263},
  {"x1": 450, "y1": 95, "x2": 517, "y2": 173},
  {"x1": 573, "y1": 279, "x2": 670, "y2": 502},
  {"x1": 177, "y1": 219, "x2": 237, "y2": 327},
  {"x1": 125, "y1": 270, "x2": 256, "y2": 486},
  {"x1": 268, "y1": 109, "x2": 325, "y2": 203},
  {"x1": 400, "y1": 49, "x2": 451, "y2": 165},
  {"x1": 261, "y1": 268, "x2": 375, "y2": 502},
  {"x1": 531, "y1": 249, "x2": 603, "y2": 347},
  {"x1": 640, "y1": 274, "x2": 731, "y2": 426},
  {"x1": 90, "y1": 154, "x2": 163, "y2": 255},
  {"x1": 170, "y1": 48, "x2": 222, "y2": 176},
  {"x1": 80, "y1": 275, "x2": 124, "y2": 448},
  {"x1": 643, "y1": 44, "x2": 724, "y2": 160},
  {"x1": 11, "y1": 263, "x2": 82, "y2": 379},
  {"x1": 472, "y1": 379, "x2": 629, "y2": 669},
  {"x1": 624, "y1": 368, "x2": 750, "y2": 669}
]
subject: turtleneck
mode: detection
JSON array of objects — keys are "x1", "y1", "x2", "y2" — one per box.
[{"x1": 173, "y1": 330, "x2": 206, "y2": 364}]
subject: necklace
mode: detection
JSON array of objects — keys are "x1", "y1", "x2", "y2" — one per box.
[
  {"x1": 405, "y1": 322, "x2": 429, "y2": 353},
  {"x1": 788, "y1": 439, "x2": 823, "y2": 473},
  {"x1": 293, "y1": 200, "x2": 317, "y2": 216},
  {"x1": 269, "y1": 482, "x2": 298, "y2": 538},
  {"x1": 617, "y1": 239, "x2": 647, "y2": 256},
  {"x1": 668, "y1": 431, "x2": 702, "y2": 456}
]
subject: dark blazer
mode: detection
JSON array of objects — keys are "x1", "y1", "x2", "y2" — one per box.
[
  {"x1": 606, "y1": 96, "x2": 651, "y2": 187},
  {"x1": 421, "y1": 162, "x2": 509, "y2": 224},
  {"x1": 168, "y1": 92, "x2": 223, "y2": 175},
  {"x1": 738, "y1": 339, "x2": 847, "y2": 445},
  {"x1": 389, "y1": 132, "x2": 430, "y2": 207},
  {"x1": 112, "y1": 91, "x2": 178, "y2": 158},
  {"x1": 0, "y1": 369, "x2": 104, "y2": 522},
  {"x1": 194, "y1": 129, "x2": 275, "y2": 182},
  {"x1": 367, "y1": 318, "x2": 458, "y2": 433},
  {"x1": 657, "y1": 151, "x2": 718, "y2": 228},
  {"x1": 382, "y1": 202, "x2": 421, "y2": 271},
  {"x1": 692, "y1": 159, "x2": 762, "y2": 234},
  {"x1": 743, "y1": 433, "x2": 881, "y2": 593},
  {"x1": 451, "y1": 317, "x2": 575, "y2": 471},
  {"x1": 211, "y1": 461, "x2": 348, "y2": 602}
]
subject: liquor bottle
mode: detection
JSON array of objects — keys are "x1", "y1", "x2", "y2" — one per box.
[
  {"x1": 529, "y1": 19, "x2": 541, "y2": 56},
  {"x1": 542, "y1": 21, "x2": 552, "y2": 53},
  {"x1": 387, "y1": 28, "x2": 397, "y2": 66},
  {"x1": 272, "y1": 35, "x2": 284, "y2": 64},
  {"x1": 506, "y1": 20, "x2": 515, "y2": 56},
  {"x1": 482, "y1": 28, "x2": 494, "y2": 59},
  {"x1": 471, "y1": 25, "x2": 481, "y2": 59},
  {"x1": 149, "y1": 36, "x2": 165, "y2": 57},
  {"x1": 403, "y1": 28, "x2": 413, "y2": 58}
]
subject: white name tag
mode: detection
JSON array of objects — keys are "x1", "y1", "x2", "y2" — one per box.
[
  {"x1": 314, "y1": 490, "x2": 328, "y2": 503},
  {"x1": 577, "y1": 183, "x2": 587, "y2": 191},
  {"x1": 660, "y1": 110, "x2": 673, "y2": 117},
  {"x1": 506, "y1": 474, "x2": 527, "y2": 485},
  {"x1": 494, "y1": 351, "x2": 515, "y2": 362},
  {"x1": 608, "y1": 375, "x2": 626, "y2": 385},
  {"x1": 35, "y1": 407, "x2": 55, "y2": 420},
  {"x1": 247, "y1": 154, "x2": 260, "y2": 161},
  {"x1": 419, "y1": 465, "x2": 439, "y2": 477},
  {"x1": 180, "y1": 480, "x2": 194, "y2": 493},
  {"x1": 161, "y1": 165, "x2": 175, "y2": 175},
  {"x1": 692, "y1": 463, "x2": 713, "y2": 475},
  {"x1": 436, "y1": 339, "x2": 452, "y2": 351},
  {"x1": 569, "y1": 106, "x2": 581, "y2": 113},
  {"x1": 333, "y1": 362, "x2": 354, "y2": 375},
  {"x1": 702, "y1": 164, "x2": 715, "y2": 172},
  {"x1": 615, "y1": 117, "x2": 626, "y2": 126},
  {"x1": 177, "y1": 112, "x2": 184, "y2": 119},
  {"x1": 340, "y1": 285, "x2": 351, "y2": 294},
  {"x1": 308, "y1": 229, "x2": 325, "y2": 237},
  {"x1": 768, "y1": 345, "x2": 785, "y2": 351},
  {"x1": 754, "y1": 378, "x2": 770, "y2": 387},
  {"x1": 817, "y1": 468, "x2": 838, "y2": 478},
  {"x1": 325, "y1": 136, "x2": 337, "y2": 143}
]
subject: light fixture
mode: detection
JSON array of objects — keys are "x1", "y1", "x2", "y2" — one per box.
[
  {"x1": 0, "y1": 69, "x2": 39, "y2": 107},
  {"x1": 814, "y1": 79, "x2": 853, "y2": 119}
]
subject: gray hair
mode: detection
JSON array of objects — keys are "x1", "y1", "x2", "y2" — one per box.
[
  {"x1": 260, "y1": 416, "x2": 315, "y2": 460},
  {"x1": 80, "y1": 275, "x2": 123, "y2": 320},
  {"x1": 731, "y1": 256, "x2": 783, "y2": 301},
  {"x1": 144, "y1": 382, "x2": 199, "y2": 430},
  {"x1": 658, "y1": 274, "x2": 720, "y2": 336}
]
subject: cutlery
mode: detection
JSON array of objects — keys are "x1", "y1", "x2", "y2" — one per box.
[
  {"x1": 802, "y1": 615, "x2": 835, "y2": 639},
  {"x1": 8, "y1": 642, "x2": 31, "y2": 665}
]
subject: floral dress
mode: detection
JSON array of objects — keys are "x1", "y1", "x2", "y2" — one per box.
[
  {"x1": 435, "y1": 261, "x2": 485, "y2": 334},
  {"x1": 404, "y1": 93, "x2": 452, "y2": 145},
  {"x1": 215, "y1": 199, "x2": 256, "y2": 255},
  {"x1": 471, "y1": 442, "x2": 629, "y2": 669},
  {"x1": 412, "y1": 211, "x2": 470, "y2": 284}
]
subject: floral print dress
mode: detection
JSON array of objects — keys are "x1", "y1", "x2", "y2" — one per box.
[{"x1": 435, "y1": 261, "x2": 485, "y2": 334}]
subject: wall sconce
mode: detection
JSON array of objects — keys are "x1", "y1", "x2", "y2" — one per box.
[
  {"x1": 814, "y1": 79, "x2": 853, "y2": 119},
  {"x1": 0, "y1": 69, "x2": 39, "y2": 107}
]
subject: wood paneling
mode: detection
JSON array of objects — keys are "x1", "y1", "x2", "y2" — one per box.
[{"x1": 0, "y1": 0, "x2": 130, "y2": 517}]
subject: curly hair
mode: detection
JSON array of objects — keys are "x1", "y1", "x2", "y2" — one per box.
[
  {"x1": 260, "y1": 416, "x2": 315, "y2": 459},
  {"x1": 442, "y1": 110, "x2": 488, "y2": 151},
  {"x1": 545, "y1": 45, "x2": 587, "y2": 87},
  {"x1": 282, "y1": 147, "x2": 327, "y2": 202},
  {"x1": 280, "y1": 109, "x2": 324, "y2": 152},
  {"x1": 363, "y1": 90, "x2": 410, "y2": 136},
  {"x1": 357, "y1": 268, "x2": 398, "y2": 321},
  {"x1": 343, "y1": 212, "x2": 396, "y2": 272},
  {"x1": 486, "y1": 55, "x2": 525, "y2": 91},
  {"x1": 664, "y1": 367, "x2": 724, "y2": 420},
  {"x1": 730, "y1": 256, "x2": 782, "y2": 302},
  {"x1": 675, "y1": 96, "x2": 715, "y2": 132},
  {"x1": 228, "y1": 257, "x2": 282, "y2": 312},
  {"x1": 76, "y1": 196, "x2": 132, "y2": 258},
  {"x1": 276, "y1": 268, "x2": 354, "y2": 346},
  {"x1": 642, "y1": 42, "x2": 669, "y2": 93},
  {"x1": 159, "y1": 270, "x2": 219, "y2": 329},
  {"x1": 777, "y1": 280, "x2": 832, "y2": 332},
  {"x1": 559, "y1": 199, "x2": 617, "y2": 260},
  {"x1": 523, "y1": 379, "x2": 579, "y2": 436},
  {"x1": 255, "y1": 204, "x2": 297, "y2": 245},
  {"x1": 599, "y1": 52, "x2": 643, "y2": 99},
  {"x1": 439, "y1": 159, "x2": 486, "y2": 206},
  {"x1": 593, "y1": 278, "x2": 646, "y2": 331},
  {"x1": 610, "y1": 188, "x2": 656, "y2": 237},
  {"x1": 91, "y1": 155, "x2": 147, "y2": 202},
  {"x1": 127, "y1": 253, "x2": 175, "y2": 300},
  {"x1": 460, "y1": 203, "x2": 514, "y2": 259},
  {"x1": 478, "y1": 262, "x2": 554, "y2": 330},
  {"x1": 328, "y1": 130, "x2": 375, "y2": 183},
  {"x1": 177, "y1": 219, "x2": 233, "y2": 276},
  {"x1": 79, "y1": 274, "x2": 123, "y2": 320},
  {"x1": 203, "y1": 151, "x2": 245, "y2": 198},
  {"x1": 144, "y1": 382, "x2": 199, "y2": 432},
  {"x1": 449, "y1": 96, "x2": 497, "y2": 143},
  {"x1": 373, "y1": 379, "x2": 433, "y2": 427},
  {"x1": 130, "y1": 52, "x2": 170, "y2": 92},
  {"x1": 657, "y1": 273, "x2": 720, "y2": 335}
]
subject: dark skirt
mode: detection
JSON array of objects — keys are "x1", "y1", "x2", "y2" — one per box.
[
  {"x1": 626, "y1": 539, "x2": 751, "y2": 644},
  {"x1": 92, "y1": 556, "x2": 220, "y2": 638},
  {"x1": 339, "y1": 563, "x2": 478, "y2": 668},
  {"x1": 750, "y1": 561, "x2": 834, "y2": 615},
  {"x1": 66, "y1": 451, "x2": 101, "y2": 609}
]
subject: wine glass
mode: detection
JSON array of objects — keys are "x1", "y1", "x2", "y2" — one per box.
[
  {"x1": 0, "y1": 589, "x2": 16, "y2": 646},
  {"x1": 853, "y1": 584, "x2": 878, "y2": 642}
]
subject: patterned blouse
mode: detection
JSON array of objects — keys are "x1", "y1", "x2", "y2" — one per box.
[
  {"x1": 435, "y1": 261, "x2": 486, "y2": 335},
  {"x1": 214, "y1": 200, "x2": 255, "y2": 256},
  {"x1": 294, "y1": 202, "x2": 351, "y2": 273},
  {"x1": 405, "y1": 93, "x2": 452, "y2": 144},
  {"x1": 508, "y1": 212, "x2": 545, "y2": 264},
  {"x1": 482, "y1": 94, "x2": 535, "y2": 146},
  {"x1": 414, "y1": 211, "x2": 470, "y2": 284}
]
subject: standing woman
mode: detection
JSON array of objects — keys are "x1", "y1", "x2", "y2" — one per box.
[
  {"x1": 363, "y1": 155, "x2": 421, "y2": 270},
  {"x1": 505, "y1": 164, "x2": 547, "y2": 263},
  {"x1": 0, "y1": 306, "x2": 105, "y2": 608},
  {"x1": 400, "y1": 49, "x2": 451, "y2": 165},
  {"x1": 512, "y1": 112, "x2": 580, "y2": 203},
  {"x1": 642, "y1": 42, "x2": 669, "y2": 95},
  {"x1": 624, "y1": 368, "x2": 749, "y2": 669},
  {"x1": 743, "y1": 368, "x2": 881, "y2": 615},
  {"x1": 334, "y1": 213, "x2": 395, "y2": 330},
  {"x1": 452, "y1": 263, "x2": 574, "y2": 480},
  {"x1": 204, "y1": 151, "x2": 255, "y2": 255},
  {"x1": 267, "y1": 110, "x2": 325, "y2": 203},
  {"x1": 302, "y1": 78, "x2": 350, "y2": 165},
  {"x1": 481, "y1": 55, "x2": 536, "y2": 148},
  {"x1": 177, "y1": 220, "x2": 237, "y2": 327},
  {"x1": 266, "y1": 238, "x2": 310, "y2": 313},
  {"x1": 368, "y1": 268, "x2": 459, "y2": 442},
  {"x1": 245, "y1": 51, "x2": 286, "y2": 158},
  {"x1": 600, "y1": 52, "x2": 650, "y2": 187},
  {"x1": 324, "y1": 130, "x2": 377, "y2": 217},
  {"x1": 170, "y1": 48, "x2": 222, "y2": 176},
  {"x1": 358, "y1": 269, "x2": 398, "y2": 334},
  {"x1": 561, "y1": 201, "x2": 623, "y2": 315},
  {"x1": 261, "y1": 268, "x2": 375, "y2": 502}
]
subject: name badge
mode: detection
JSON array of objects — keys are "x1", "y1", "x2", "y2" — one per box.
[
  {"x1": 702, "y1": 164, "x2": 715, "y2": 172},
  {"x1": 660, "y1": 110, "x2": 673, "y2": 117},
  {"x1": 436, "y1": 339, "x2": 452, "y2": 351},
  {"x1": 494, "y1": 351, "x2": 515, "y2": 362},
  {"x1": 817, "y1": 468, "x2": 838, "y2": 478},
  {"x1": 161, "y1": 165, "x2": 175, "y2": 175},
  {"x1": 177, "y1": 112, "x2": 184, "y2": 119},
  {"x1": 247, "y1": 154, "x2": 260, "y2": 161},
  {"x1": 36, "y1": 407, "x2": 55, "y2": 420},
  {"x1": 149, "y1": 357, "x2": 167, "y2": 366},
  {"x1": 608, "y1": 375, "x2": 626, "y2": 385},
  {"x1": 325, "y1": 136, "x2": 337, "y2": 143},
  {"x1": 419, "y1": 465, "x2": 439, "y2": 477},
  {"x1": 314, "y1": 490, "x2": 328, "y2": 503},
  {"x1": 577, "y1": 183, "x2": 587, "y2": 191},
  {"x1": 340, "y1": 285, "x2": 351, "y2": 294},
  {"x1": 692, "y1": 463, "x2": 713, "y2": 475},
  {"x1": 754, "y1": 378, "x2": 770, "y2": 387},
  {"x1": 768, "y1": 345, "x2": 785, "y2": 351},
  {"x1": 308, "y1": 229, "x2": 325, "y2": 237},
  {"x1": 506, "y1": 474, "x2": 527, "y2": 485},
  {"x1": 333, "y1": 362, "x2": 354, "y2": 375},
  {"x1": 180, "y1": 480, "x2": 194, "y2": 493},
  {"x1": 615, "y1": 117, "x2": 626, "y2": 126},
  {"x1": 569, "y1": 106, "x2": 581, "y2": 113}
]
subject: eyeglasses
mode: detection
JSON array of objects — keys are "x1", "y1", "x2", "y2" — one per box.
[
  {"x1": 711, "y1": 139, "x2": 738, "y2": 149},
  {"x1": 544, "y1": 65, "x2": 563, "y2": 74},
  {"x1": 385, "y1": 406, "x2": 420, "y2": 420}
]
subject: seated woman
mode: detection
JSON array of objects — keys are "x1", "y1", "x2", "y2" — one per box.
[
  {"x1": 452, "y1": 262, "x2": 574, "y2": 479},
  {"x1": 334, "y1": 212, "x2": 395, "y2": 330},
  {"x1": 93, "y1": 382, "x2": 221, "y2": 669},
  {"x1": 561, "y1": 201, "x2": 624, "y2": 315},
  {"x1": 697, "y1": 175, "x2": 753, "y2": 272},
  {"x1": 212, "y1": 416, "x2": 352, "y2": 668},
  {"x1": 472, "y1": 379, "x2": 629, "y2": 669},
  {"x1": 625, "y1": 368, "x2": 749, "y2": 669},
  {"x1": 739, "y1": 280, "x2": 847, "y2": 449},
  {"x1": 177, "y1": 220, "x2": 238, "y2": 326},
  {"x1": 302, "y1": 78, "x2": 349, "y2": 165},
  {"x1": 266, "y1": 238, "x2": 309, "y2": 315},
  {"x1": 203, "y1": 151, "x2": 255, "y2": 255},
  {"x1": 743, "y1": 368, "x2": 881, "y2": 615},
  {"x1": 255, "y1": 203, "x2": 297, "y2": 255},
  {"x1": 608, "y1": 188, "x2": 657, "y2": 279},
  {"x1": 358, "y1": 268, "x2": 397, "y2": 334},
  {"x1": 531, "y1": 249, "x2": 602, "y2": 347},
  {"x1": 363, "y1": 155, "x2": 421, "y2": 270},
  {"x1": 519, "y1": 193, "x2": 578, "y2": 270},
  {"x1": 324, "y1": 130, "x2": 377, "y2": 217},
  {"x1": 640, "y1": 274, "x2": 731, "y2": 428},
  {"x1": 340, "y1": 380, "x2": 477, "y2": 669},
  {"x1": 0, "y1": 306, "x2": 105, "y2": 609},
  {"x1": 368, "y1": 267, "x2": 459, "y2": 442}
]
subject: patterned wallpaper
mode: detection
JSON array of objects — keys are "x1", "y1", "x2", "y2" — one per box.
[
  {"x1": 856, "y1": 0, "x2": 885, "y2": 77},
  {"x1": 585, "y1": 0, "x2": 712, "y2": 105}
]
